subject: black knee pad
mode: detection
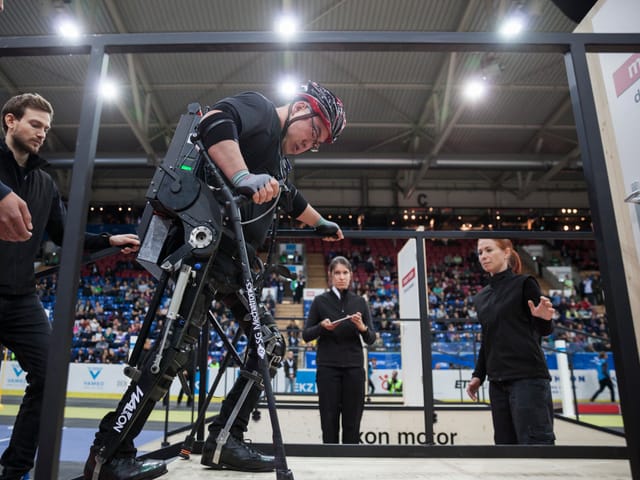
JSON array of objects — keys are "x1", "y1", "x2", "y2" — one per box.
[{"x1": 261, "y1": 324, "x2": 285, "y2": 376}]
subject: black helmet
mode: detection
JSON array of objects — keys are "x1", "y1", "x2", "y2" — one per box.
[{"x1": 295, "y1": 81, "x2": 346, "y2": 144}]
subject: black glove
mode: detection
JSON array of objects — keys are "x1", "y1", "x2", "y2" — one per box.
[
  {"x1": 232, "y1": 170, "x2": 273, "y2": 198},
  {"x1": 314, "y1": 218, "x2": 340, "y2": 238}
]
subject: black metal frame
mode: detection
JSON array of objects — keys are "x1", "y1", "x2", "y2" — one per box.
[{"x1": 1, "y1": 30, "x2": 638, "y2": 479}]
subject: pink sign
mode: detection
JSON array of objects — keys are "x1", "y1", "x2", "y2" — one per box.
[
  {"x1": 401, "y1": 267, "x2": 415, "y2": 288},
  {"x1": 613, "y1": 53, "x2": 640, "y2": 98}
]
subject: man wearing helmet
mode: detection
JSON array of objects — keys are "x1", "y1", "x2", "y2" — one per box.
[
  {"x1": 196, "y1": 80, "x2": 346, "y2": 246},
  {"x1": 196, "y1": 80, "x2": 346, "y2": 472},
  {"x1": 84, "y1": 82, "x2": 346, "y2": 480}
]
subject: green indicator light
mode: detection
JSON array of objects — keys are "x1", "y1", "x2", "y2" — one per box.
[{"x1": 180, "y1": 165, "x2": 193, "y2": 171}]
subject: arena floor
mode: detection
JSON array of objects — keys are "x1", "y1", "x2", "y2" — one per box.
[{"x1": 0, "y1": 395, "x2": 630, "y2": 479}]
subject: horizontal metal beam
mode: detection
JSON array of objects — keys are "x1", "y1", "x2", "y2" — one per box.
[
  {"x1": 1, "y1": 31, "x2": 639, "y2": 57},
  {"x1": 47, "y1": 154, "x2": 580, "y2": 171}
]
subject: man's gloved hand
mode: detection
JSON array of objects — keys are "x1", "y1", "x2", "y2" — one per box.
[
  {"x1": 314, "y1": 217, "x2": 342, "y2": 240},
  {"x1": 231, "y1": 169, "x2": 278, "y2": 204}
]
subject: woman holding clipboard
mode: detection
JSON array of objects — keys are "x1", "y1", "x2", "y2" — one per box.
[{"x1": 303, "y1": 256, "x2": 376, "y2": 443}]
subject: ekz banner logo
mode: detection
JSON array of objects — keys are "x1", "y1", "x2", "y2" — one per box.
[
  {"x1": 84, "y1": 367, "x2": 105, "y2": 388},
  {"x1": 8, "y1": 366, "x2": 26, "y2": 385}
]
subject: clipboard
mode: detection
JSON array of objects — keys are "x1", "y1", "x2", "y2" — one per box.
[{"x1": 331, "y1": 314, "x2": 351, "y2": 325}]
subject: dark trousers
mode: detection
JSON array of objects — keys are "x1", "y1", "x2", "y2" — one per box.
[
  {"x1": 489, "y1": 378, "x2": 555, "y2": 445},
  {"x1": 316, "y1": 365, "x2": 365, "y2": 444},
  {"x1": 591, "y1": 377, "x2": 615, "y2": 402},
  {"x1": 0, "y1": 294, "x2": 51, "y2": 475},
  {"x1": 208, "y1": 302, "x2": 276, "y2": 439},
  {"x1": 92, "y1": 291, "x2": 209, "y2": 458}
]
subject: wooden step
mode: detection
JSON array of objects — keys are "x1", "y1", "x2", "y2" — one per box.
[{"x1": 305, "y1": 252, "x2": 328, "y2": 289}]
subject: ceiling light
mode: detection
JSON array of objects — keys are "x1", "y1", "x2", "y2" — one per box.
[
  {"x1": 274, "y1": 14, "x2": 299, "y2": 40},
  {"x1": 499, "y1": 15, "x2": 525, "y2": 38},
  {"x1": 463, "y1": 79, "x2": 487, "y2": 101},
  {"x1": 56, "y1": 17, "x2": 82, "y2": 39},
  {"x1": 277, "y1": 77, "x2": 300, "y2": 100},
  {"x1": 99, "y1": 79, "x2": 119, "y2": 101}
]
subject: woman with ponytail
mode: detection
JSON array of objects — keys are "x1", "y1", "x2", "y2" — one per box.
[{"x1": 466, "y1": 239, "x2": 556, "y2": 444}]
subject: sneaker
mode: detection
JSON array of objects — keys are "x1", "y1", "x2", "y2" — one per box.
[
  {"x1": 200, "y1": 433, "x2": 274, "y2": 472},
  {"x1": 84, "y1": 451, "x2": 167, "y2": 480}
]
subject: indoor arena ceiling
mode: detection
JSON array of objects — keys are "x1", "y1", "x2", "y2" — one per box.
[{"x1": 0, "y1": 0, "x2": 592, "y2": 208}]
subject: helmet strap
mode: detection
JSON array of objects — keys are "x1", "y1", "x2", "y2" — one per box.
[{"x1": 281, "y1": 103, "x2": 316, "y2": 143}]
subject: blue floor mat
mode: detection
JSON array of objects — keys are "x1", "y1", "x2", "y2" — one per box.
[{"x1": 0, "y1": 425, "x2": 163, "y2": 462}]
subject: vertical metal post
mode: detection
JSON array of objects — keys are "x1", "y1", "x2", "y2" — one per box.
[
  {"x1": 565, "y1": 43, "x2": 640, "y2": 479},
  {"x1": 35, "y1": 45, "x2": 108, "y2": 480},
  {"x1": 415, "y1": 235, "x2": 434, "y2": 443},
  {"x1": 198, "y1": 317, "x2": 210, "y2": 441}
]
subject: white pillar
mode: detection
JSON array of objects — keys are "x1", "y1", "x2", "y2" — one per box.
[{"x1": 555, "y1": 339, "x2": 575, "y2": 417}]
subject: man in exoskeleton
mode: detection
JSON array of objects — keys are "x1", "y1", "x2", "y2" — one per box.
[{"x1": 84, "y1": 81, "x2": 346, "y2": 480}]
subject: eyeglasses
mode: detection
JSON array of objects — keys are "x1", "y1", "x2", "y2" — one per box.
[{"x1": 309, "y1": 115, "x2": 321, "y2": 152}]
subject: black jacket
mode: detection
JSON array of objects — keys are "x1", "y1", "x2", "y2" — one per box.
[
  {"x1": 303, "y1": 288, "x2": 376, "y2": 368},
  {"x1": 472, "y1": 268, "x2": 553, "y2": 383},
  {"x1": 0, "y1": 139, "x2": 110, "y2": 296}
]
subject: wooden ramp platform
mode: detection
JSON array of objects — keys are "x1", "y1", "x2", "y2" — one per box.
[{"x1": 164, "y1": 454, "x2": 631, "y2": 479}]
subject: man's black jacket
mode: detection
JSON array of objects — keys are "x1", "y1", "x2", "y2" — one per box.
[{"x1": 0, "y1": 139, "x2": 109, "y2": 296}]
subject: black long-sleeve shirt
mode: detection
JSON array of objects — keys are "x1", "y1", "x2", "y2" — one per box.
[
  {"x1": 212, "y1": 92, "x2": 309, "y2": 248},
  {"x1": 303, "y1": 288, "x2": 376, "y2": 368},
  {"x1": 472, "y1": 268, "x2": 553, "y2": 383},
  {"x1": 0, "y1": 139, "x2": 110, "y2": 296}
]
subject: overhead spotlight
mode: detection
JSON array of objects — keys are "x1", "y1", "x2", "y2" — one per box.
[
  {"x1": 463, "y1": 78, "x2": 487, "y2": 102},
  {"x1": 274, "y1": 14, "x2": 299, "y2": 40},
  {"x1": 499, "y1": 14, "x2": 525, "y2": 38},
  {"x1": 277, "y1": 76, "x2": 300, "y2": 100},
  {"x1": 56, "y1": 16, "x2": 82, "y2": 39},
  {"x1": 99, "y1": 79, "x2": 119, "y2": 101}
]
